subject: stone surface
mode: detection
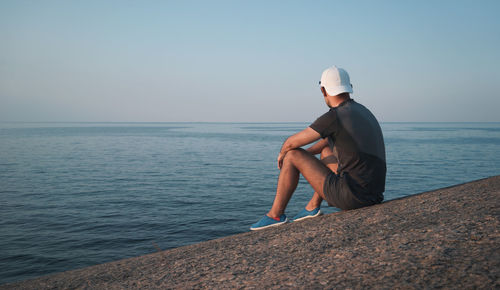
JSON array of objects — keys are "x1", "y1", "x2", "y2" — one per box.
[{"x1": 3, "y1": 176, "x2": 500, "y2": 289}]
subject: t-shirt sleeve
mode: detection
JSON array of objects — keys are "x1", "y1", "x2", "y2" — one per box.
[{"x1": 309, "y1": 110, "x2": 337, "y2": 138}]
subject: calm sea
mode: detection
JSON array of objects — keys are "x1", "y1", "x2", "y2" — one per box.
[{"x1": 1, "y1": 122, "x2": 499, "y2": 284}]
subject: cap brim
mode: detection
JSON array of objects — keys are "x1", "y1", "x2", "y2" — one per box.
[{"x1": 324, "y1": 85, "x2": 353, "y2": 96}]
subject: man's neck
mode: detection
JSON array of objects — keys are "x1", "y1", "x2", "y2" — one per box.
[{"x1": 328, "y1": 93, "x2": 351, "y2": 108}]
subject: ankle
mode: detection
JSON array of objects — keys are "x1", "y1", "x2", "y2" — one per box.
[
  {"x1": 305, "y1": 203, "x2": 320, "y2": 211},
  {"x1": 267, "y1": 211, "x2": 283, "y2": 219}
]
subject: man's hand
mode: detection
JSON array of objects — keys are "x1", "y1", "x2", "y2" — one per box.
[{"x1": 277, "y1": 151, "x2": 286, "y2": 169}]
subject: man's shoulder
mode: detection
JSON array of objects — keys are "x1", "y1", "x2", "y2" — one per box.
[
  {"x1": 309, "y1": 108, "x2": 340, "y2": 137},
  {"x1": 345, "y1": 98, "x2": 363, "y2": 108},
  {"x1": 342, "y1": 99, "x2": 376, "y2": 115},
  {"x1": 316, "y1": 108, "x2": 337, "y2": 121}
]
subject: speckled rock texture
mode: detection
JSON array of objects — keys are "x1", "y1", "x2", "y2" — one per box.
[{"x1": 4, "y1": 176, "x2": 499, "y2": 289}]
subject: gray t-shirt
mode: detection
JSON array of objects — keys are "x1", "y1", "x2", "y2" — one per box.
[{"x1": 310, "y1": 99, "x2": 386, "y2": 202}]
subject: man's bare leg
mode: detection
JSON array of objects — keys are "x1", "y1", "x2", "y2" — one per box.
[
  {"x1": 305, "y1": 146, "x2": 338, "y2": 210},
  {"x1": 267, "y1": 148, "x2": 332, "y2": 218},
  {"x1": 305, "y1": 192, "x2": 324, "y2": 211}
]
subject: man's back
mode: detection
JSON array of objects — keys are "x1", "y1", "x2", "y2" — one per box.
[{"x1": 310, "y1": 99, "x2": 386, "y2": 203}]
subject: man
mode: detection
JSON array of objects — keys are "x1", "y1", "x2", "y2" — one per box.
[{"x1": 250, "y1": 66, "x2": 386, "y2": 230}]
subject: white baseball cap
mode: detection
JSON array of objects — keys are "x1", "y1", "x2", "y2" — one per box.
[{"x1": 319, "y1": 66, "x2": 353, "y2": 96}]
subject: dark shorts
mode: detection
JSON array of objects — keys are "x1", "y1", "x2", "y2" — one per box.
[{"x1": 323, "y1": 172, "x2": 379, "y2": 210}]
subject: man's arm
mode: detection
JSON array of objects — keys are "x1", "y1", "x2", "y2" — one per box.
[
  {"x1": 306, "y1": 138, "x2": 329, "y2": 155},
  {"x1": 277, "y1": 127, "x2": 321, "y2": 169}
]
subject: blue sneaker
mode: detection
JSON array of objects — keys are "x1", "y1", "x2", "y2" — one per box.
[
  {"x1": 250, "y1": 214, "x2": 288, "y2": 231},
  {"x1": 292, "y1": 207, "x2": 322, "y2": 222}
]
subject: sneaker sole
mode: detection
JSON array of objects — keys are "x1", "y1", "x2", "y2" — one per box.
[
  {"x1": 250, "y1": 219, "x2": 288, "y2": 231},
  {"x1": 293, "y1": 211, "x2": 322, "y2": 222}
]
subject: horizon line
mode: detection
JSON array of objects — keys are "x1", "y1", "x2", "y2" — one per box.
[{"x1": 1, "y1": 121, "x2": 500, "y2": 124}]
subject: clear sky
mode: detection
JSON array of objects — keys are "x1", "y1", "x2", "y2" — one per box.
[{"x1": 1, "y1": 0, "x2": 499, "y2": 122}]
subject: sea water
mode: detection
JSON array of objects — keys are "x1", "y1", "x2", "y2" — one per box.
[{"x1": 1, "y1": 122, "x2": 499, "y2": 284}]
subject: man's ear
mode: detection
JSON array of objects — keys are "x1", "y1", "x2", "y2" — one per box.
[{"x1": 320, "y1": 87, "x2": 328, "y2": 97}]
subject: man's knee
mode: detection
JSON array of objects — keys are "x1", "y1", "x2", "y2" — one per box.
[
  {"x1": 286, "y1": 148, "x2": 306, "y2": 159},
  {"x1": 320, "y1": 146, "x2": 338, "y2": 170},
  {"x1": 283, "y1": 148, "x2": 309, "y2": 164},
  {"x1": 320, "y1": 146, "x2": 333, "y2": 159}
]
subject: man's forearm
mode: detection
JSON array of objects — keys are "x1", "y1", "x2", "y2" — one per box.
[
  {"x1": 306, "y1": 138, "x2": 328, "y2": 155},
  {"x1": 280, "y1": 128, "x2": 322, "y2": 154},
  {"x1": 277, "y1": 127, "x2": 322, "y2": 169}
]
